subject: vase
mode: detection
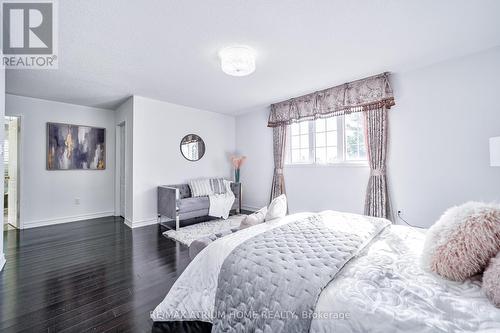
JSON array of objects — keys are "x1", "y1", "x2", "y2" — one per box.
[{"x1": 234, "y1": 169, "x2": 240, "y2": 183}]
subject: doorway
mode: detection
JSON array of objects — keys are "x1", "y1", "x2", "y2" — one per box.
[{"x1": 4, "y1": 116, "x2": 20, "y2": 230}]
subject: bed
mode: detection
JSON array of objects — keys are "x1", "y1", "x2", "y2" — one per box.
[{"x1": 151, "y1": 211, "x2": 500, "y2": 332}]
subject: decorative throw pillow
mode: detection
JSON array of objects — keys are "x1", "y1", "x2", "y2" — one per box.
[
  {"x1": 265, "y1": 194, "x2": 287, "y2": 221},
  {"x1": 421, "y1": 202, "x2": 500, "y2": 281},
  {"x1": 240, "y1": 207, "x2": 268, "y2": 230},
  {"x1": 189, "y1": 179, "x2": 213, "y2": 197},
  {"x1": 483, "y1": 252, "x2": 500, "y2": 307}
]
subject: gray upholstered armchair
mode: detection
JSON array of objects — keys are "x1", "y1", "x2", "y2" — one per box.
[{"x1": 157, "y1": 182, "x2": 241, "y2": 230}]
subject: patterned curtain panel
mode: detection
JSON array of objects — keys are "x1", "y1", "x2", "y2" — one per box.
[
  {"x1": 268, "y1": 73, "x2": 394, "y2": 127},
  {"x1": 270, "y1": 126, "x2": 288, "y2": 202},
  {"x1": 364, "y1": 107, "x2": 391, "y2": 219}
]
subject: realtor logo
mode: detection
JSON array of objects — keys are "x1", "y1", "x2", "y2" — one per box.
[{"x1": 1, "y1": 0, "x2": 58, "y2": 69}]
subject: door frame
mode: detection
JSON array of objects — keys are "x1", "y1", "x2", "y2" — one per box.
[
  {"x1": 114, "y1": 122, "x2": 126, "y2": 218},
  {"x1": 4, "y1": 115, "x2": 22, "y2": 229}
]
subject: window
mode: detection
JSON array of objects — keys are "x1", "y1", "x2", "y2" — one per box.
[
  {"x1": 344, "y1": 112, "x2": 367, "y2": 161},
  {"x1": 290, "y1": 121, "x2": 310, "y2": 164},
  {"x1": 286, "y1": 113, "x2": 367, "y2": 165}
]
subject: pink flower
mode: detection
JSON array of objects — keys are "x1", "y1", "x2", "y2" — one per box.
[{"x1": 231, "y1": 156, "x2": 247, "y2": 169}]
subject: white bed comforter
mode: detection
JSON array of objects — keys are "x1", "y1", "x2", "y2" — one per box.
[{"x1": 152, "y1": 211, "x2": 500, "y2": 332}]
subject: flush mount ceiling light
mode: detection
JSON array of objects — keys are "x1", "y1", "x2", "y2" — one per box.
[{"x1": 218, "y1": 45, "x2": 256, "y2": 77}]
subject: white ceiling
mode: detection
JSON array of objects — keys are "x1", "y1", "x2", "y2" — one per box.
[{"x1": 6, "y1": 0, "x2": 500, "y2": 114}]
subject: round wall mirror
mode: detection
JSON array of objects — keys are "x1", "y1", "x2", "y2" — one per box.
[{"x1": 180, "y1": 134, "x2": 206, "y2": 161}]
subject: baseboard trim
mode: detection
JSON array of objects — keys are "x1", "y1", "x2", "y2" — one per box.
[
  {"x1": 0, "y1": 253, "x2": 6, "y2": 272},
  {"x1": 23, "y1": 211, "x2": 116, "y2": 229},
  {"x1": 124, "y1": 218, "x2": 133, "y2": 228},
  {"x1": 124, "y1": 218, "x2": 157, "y2": 229}
]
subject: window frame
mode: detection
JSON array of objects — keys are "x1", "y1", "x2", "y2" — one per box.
[{"x1": 285, "y1": 115, "x2": 369, "y2": 167}]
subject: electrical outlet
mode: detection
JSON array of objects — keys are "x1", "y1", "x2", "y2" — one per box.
[
  {"x1": 396, "y1": 208, "x2": 417, "y2": 228},
  {"x1": 75, "y1": 198, "x2": 80, "y2": 205}
]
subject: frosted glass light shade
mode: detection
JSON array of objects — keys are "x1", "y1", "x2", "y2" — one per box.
[
  {"x1": 490, "y1": 137, "x2": 500, "y2": 167},
  {"x1": 219, "y1": 45, "x2": 256, "y2": 77}
]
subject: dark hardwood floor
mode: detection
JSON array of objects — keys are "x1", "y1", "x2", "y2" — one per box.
[{"x1": 1, "y1": 216, "x2": 192, "y2": 333}]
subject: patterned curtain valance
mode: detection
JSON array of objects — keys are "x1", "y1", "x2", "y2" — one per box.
[{"x1": 268, "y1": 72, "x2": 394, "y2": 127}]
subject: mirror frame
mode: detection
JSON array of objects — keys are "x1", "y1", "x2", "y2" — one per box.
[{"x1": 180, "y1": 134, "x2": 206, "y2": 162}]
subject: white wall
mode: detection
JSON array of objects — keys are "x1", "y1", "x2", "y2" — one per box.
[
  {"x1": 389, "y1": 46, "x2": 500, "y2": 227},
  {"x1": 5, "y1": 95, "x2": 116, "y2": 228},
  {"x1": 0, "y1": 65, "x2": 5, "y2": 271},
  {"x1": 2, "y1": 93, "x2": 236, "y2": 229},
  {"x1": 130, "y1": 95, "x2": 235, "y2": 227},
  {"x1": 235, "y1": 107, "x2": 369, "y2": 213},
  {"x1": 285, "y1": 165, "x2": 369, "y2": 214},
  {"x1": 235, "y1": 46, "x2": 500, "y2": 227},
  {"x1": 234, "y1": 109, "x2": 274, "y2": 210}
]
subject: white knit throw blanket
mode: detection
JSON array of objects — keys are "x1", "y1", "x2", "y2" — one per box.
[{"x1": 209, "y1": 191, "x2": 235, "y2": 219}]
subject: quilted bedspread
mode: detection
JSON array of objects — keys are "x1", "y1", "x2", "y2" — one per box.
[
  {"x1": 212, "y1": 214, "x2": 389, "y2": 333},
  {"x1": 151, "y1": 211, "x2": 500, "y2": 332}
]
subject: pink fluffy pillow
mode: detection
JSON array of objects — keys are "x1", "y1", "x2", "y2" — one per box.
[
  {"x1": 421, "y1": 202, "x2": 500, "y2": 281},
  {"x1": 483, "y1": 252, "x2": 500, "y2": 307}
]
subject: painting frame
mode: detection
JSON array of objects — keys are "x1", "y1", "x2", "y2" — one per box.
[{"x1": 46, "y1": 122, "x2": 106, "y2": 171}]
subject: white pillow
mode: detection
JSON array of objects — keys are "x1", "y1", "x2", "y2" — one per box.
[
  {"x1": 240, "y1": 207, "x2": 267, "y2": 230},
  {"x1": 189, "y1": 179, "x2": 213, "y2": 197},
  {"x1": 265, "y1": 194, "x2": 287, "y2": 221}
]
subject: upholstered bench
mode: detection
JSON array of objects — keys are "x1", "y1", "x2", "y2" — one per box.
[{"x1": 157, "y1": 182, "x2": 242, "y2": 230}]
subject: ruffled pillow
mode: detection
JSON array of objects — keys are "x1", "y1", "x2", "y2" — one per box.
[
  {"x1": 240, "y1": 207, "x2": 267, "y2": 230},
  {"x1": 483, "y1": 252, "x2": 500, "y2": 307},
  {"x1": 421, "y1": 202, "x2": 500, "y2": 281},
  {"x1": 265, "y1": 194, "x2": 287, "y2": 221}
]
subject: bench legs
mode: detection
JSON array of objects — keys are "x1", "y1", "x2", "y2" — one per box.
[{"x1": 157, "y1": 214, "x2": 181, "y2": 231}]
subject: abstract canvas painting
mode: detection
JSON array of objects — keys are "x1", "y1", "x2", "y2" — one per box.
[{"x1": 47, "y1": 123, "x2": 106, "y2": 170}]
